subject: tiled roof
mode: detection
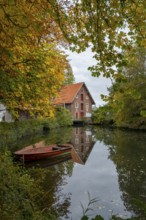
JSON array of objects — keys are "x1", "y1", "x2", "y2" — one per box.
[
  {"x1": 54, "y1": 82, "x2": 83, "y2": 105},
  {"x1": 53, "y1": 82, "x2": 95, "y2": 105}
]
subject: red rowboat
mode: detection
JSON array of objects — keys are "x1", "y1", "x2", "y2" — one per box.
[{"x1": 15, "y1": 142, "x2": 72, "y2": 162}]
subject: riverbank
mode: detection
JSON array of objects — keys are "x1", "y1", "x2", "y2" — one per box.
[
  {"x1": 1, "y1": 125, "x2": 146, "y2": 220},
  {"x1": 0, "y1": 107, "x2": 73, "y2": 149},
  {"x1": 92, "y1": 121, "x2": 146, "y2": 132}
]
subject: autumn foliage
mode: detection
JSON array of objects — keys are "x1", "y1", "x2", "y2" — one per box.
[
  {"x1": 0, "y1": 0, "x2": 146, "y2": 119},
  {"x1": 0, "y1": 0, "x2": 68, "y2": 119}
]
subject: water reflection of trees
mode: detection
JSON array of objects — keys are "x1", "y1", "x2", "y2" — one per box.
[
  {"x1": 26, "y1": 126, "x2": 95, "y2": 219},
  {"x1": 94, "y1": 126, "x2": 146, "y2": 218},
  {"x1": 11, "y1": 127, "x2": 73, "y2": 152},
  {"x1": 29, "y1": 160, "x2": 74, "y2": 219},
  {"x1": 4, "y1": 126, "x2": 94, "y2": 219},
  {"x1": 44, "y1": 127, "x2": 73, "y2": 145},
  {"x1": 6, "y1": 127, "x2": 74, "y2": 218}
]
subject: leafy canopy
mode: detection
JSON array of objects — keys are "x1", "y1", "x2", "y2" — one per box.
[
  {"x1": 48, "y1": 0, "x2": 146, "y2": 77},
  {"x1": 0, "y1": 0, "x2": 69, "y2": 118},
  {"x1": 93, "y1": 47, "x2": 146, "y2": 129},
  {"x1": 1, "y1": 0, "x2": 145, "y2": 118}
]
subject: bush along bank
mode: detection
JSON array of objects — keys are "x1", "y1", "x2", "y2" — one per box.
[
  {"x1": 0, "y1": 151, "x2": 57, "y2": 220},
  {"x1": 0, "y1": 107, "x2": 73, "y2": 149},
  {"x1": 92, "y1": 105, "x2": 146, "y2": 131}
]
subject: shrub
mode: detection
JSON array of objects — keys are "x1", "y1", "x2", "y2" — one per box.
[{"x1": 0, "y1": 151, "x2": 57, "y2": 220}]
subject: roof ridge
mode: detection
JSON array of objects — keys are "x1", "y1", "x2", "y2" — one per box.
[{"x1": 53, "y1": 82, "x2": 95, "y2": 105}]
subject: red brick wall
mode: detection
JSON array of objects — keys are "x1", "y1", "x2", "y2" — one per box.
[{"x1": 70, "y1": 85, "x2": 93, "y2": 120}]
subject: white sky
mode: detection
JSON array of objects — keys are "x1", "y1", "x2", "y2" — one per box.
[{"x1": 66, "y1": 48, "x2": 112, "y2": 107}]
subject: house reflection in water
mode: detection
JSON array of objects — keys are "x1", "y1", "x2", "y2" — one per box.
[
  {"x1": 70, "y1": 127, "x2": 95, "y2": 165},
  {"x1": 20, "y1": 127, "x2": 95, "y2": 168}
]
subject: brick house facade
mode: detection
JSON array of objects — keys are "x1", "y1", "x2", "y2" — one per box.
[{"x1": 54, "y1": 82, "x2": 95, "y2": 120}]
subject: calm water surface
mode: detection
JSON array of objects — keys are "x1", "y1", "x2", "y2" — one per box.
[{"x1": 3, "y1": 126, "x2": 146, "y2": 219}]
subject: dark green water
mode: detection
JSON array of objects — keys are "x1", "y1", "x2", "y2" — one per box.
[{"x1": 1, "y1": 126, "x2": 146, "y2": 219}]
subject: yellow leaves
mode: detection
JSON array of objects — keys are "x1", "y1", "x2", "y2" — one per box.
[
  {"x1": 141, "y1": 39, "x2": 146, "y2": 48},
  {"x1": 0, "y1": 1, "x2": 68, "y2": 119}
]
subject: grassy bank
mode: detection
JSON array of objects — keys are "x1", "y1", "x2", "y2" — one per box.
[{"x1": 0, "y1": 107, "x2": 72, "y2": 149}]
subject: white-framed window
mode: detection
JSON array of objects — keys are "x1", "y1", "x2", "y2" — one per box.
[
  {"x1": 75, "y1": 102, "x2": 79, "y2": 108},
  {"x1": 86, "y1": 96, "x2": 89, "y2": 99},
  {"x1": 75, "y1": 138, "x2": 79, "y2": 144},
  {"x1": 86, "y1": 103, "x2": 89, "y2": 112},
  {"x1": 76, "y1": 95, "x2": 78, "y2": 99}
]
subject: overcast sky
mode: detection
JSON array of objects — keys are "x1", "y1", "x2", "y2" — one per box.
[{"x1": 66, "y1": 48, "x2": 112, "y2": 107}]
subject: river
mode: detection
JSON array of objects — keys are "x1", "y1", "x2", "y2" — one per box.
[{"x1": 3, "y1": 126, "x2": 146, "y2": 219}]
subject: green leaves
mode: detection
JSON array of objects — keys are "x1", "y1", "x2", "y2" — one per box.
[
  {"x1": 140, "y1": 110, "x2": 146, "y2": 118},
  {"x1": 81, "y1": 215, "x2": 104, "y2": 220},
  {"x1": 80, "y1": 192, "x2": 99, "y2": 219},
  {"x1": 0, "y1": 151, "x2": 43, "y2": 219},
  {"x1": 95, "y1": 46, "x2": 146, "y2": 129},
  {"x1": 50, "y1": 0, "x2": 146, "y2": 77}
]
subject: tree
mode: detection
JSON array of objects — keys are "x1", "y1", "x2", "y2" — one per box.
[
  {"x1": 48, "y1": 0, "x2": 146, "y2": 78},
  {"x1": 0, "y1": 0, "x2": 68, "y2": 119},
  {"x1": 1, "y1": 1, "x2": 146, "y2": 118},
  {"x1": 63, "y1": 62, "x2": 75, "y2": 85},
  {"x1": 0, "y1": 40, "x2": 67, "y2": 118},
  {"x1": 101, "y1": 47, "x2": 146, "y2": 128},
  {"x1": 92, "y1": 105, "x2": 114, "y2": 125}
]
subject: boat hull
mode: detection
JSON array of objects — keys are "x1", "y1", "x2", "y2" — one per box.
[{"x1": 15, "y1": 144, "x2": 72, "y2": 162}]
